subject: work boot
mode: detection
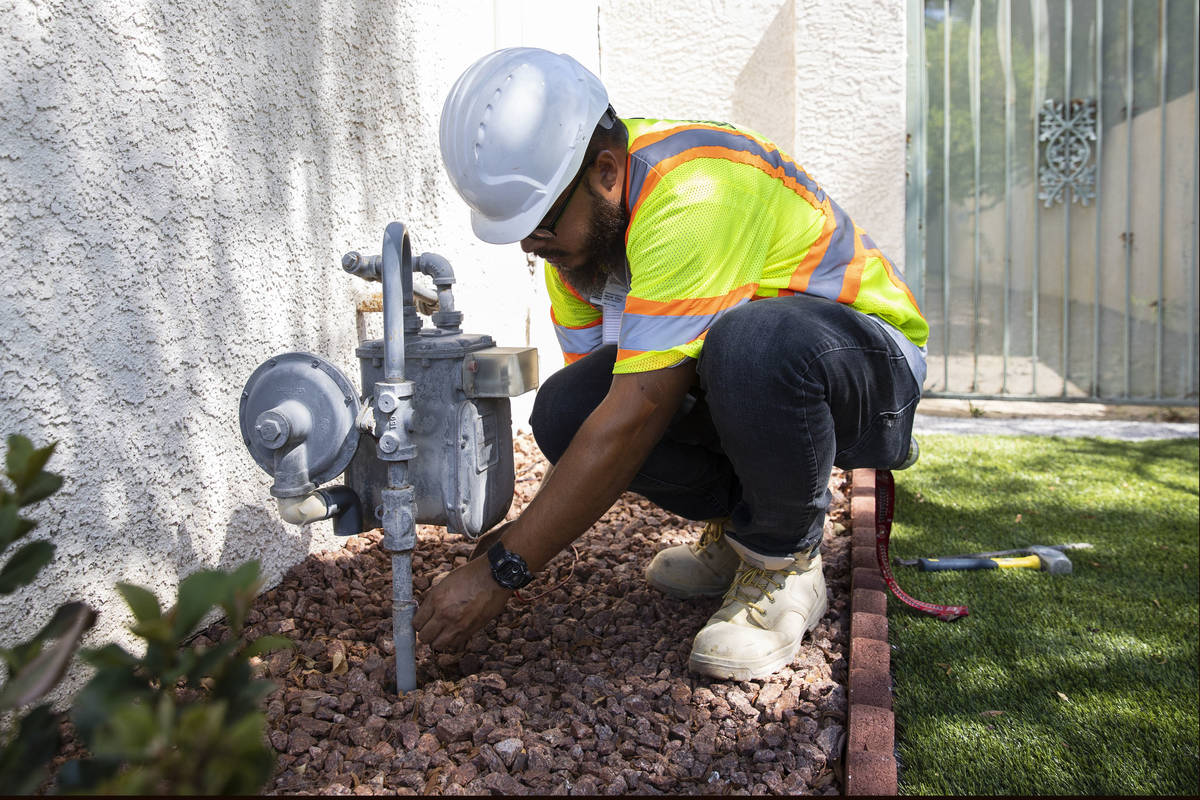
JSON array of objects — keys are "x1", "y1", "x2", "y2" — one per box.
[
  {"x1": 645, "y1": 518, "x2": 740, "y2": 598},
  {"x1": 687, "y1": 541, "x2": 828, "y2": 680},
  {"x1": 894, "y1": 436, "x2": 920, "y2": 470}
]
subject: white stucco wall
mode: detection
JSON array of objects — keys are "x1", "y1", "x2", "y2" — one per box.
[
  {"x1": 0, "y1": 0, "x2": 595, "y2": 694},
  {"x1": 1, "y1": 0, "x2": 907, "y2": 697},
  {"x1": 598, "y1": 0, "x2": 909, "y2": 274}
]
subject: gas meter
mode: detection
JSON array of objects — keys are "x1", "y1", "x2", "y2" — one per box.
[{"x1": 238, "y1": 222, "x2": 537, "y2": 691}]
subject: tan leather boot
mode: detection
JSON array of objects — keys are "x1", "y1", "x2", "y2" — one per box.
[
  {"x1": 644, "y1": 518, "x2": 740, "y2": 598},
  {"x1": 687, "y1": 541, "x2": 828, "y2": 680}
]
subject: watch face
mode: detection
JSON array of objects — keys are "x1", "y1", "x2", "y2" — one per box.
[
  {"x1": 498, "y1": 560, "x2": 525, "y2": 586},
  {"x1": 488, "y1": 543, "x2": 531, "y2": 589}
]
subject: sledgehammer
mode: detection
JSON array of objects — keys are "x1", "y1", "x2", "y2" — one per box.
[{"x1": 916, "y1": 545, "x2": 1074, "y2": 575}]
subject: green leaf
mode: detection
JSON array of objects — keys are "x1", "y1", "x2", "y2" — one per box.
[
  {"x1": 171, "y1": 570, "x2": 228, "y2": 641},
  {"x1": 0, "y1": 502, "x2": 35, "y2": 552},
  {"x1": 0, "y1": 704, "x2": 61, "y2": 794},
  {"x1": 4, "y1": 435, "x2": 38, "y2": 484},
  {"x1": 79, "y1": 642, "x2": 139, "y2": 671},
  {"x1": 1, "y1": 601, "x2": 95, "y2": 673},
  {"x1": 17, "y1": 471, "x2": 63, "y2": 507},
  {"x1": 229, "y1": 560, "x2": 261, "y2": 590},
  {"x1": 0, "y1": 602, "x2": 95, "y2": 710},
  {"x1": 0, "y1": 539, "x2": 55, "y2": 594},
  {"x1": 222, "y1": 560, "x2": 262, "y2": 634},
  {"x1": 91, "y1": 700, "x2": 161, "y2": 759},
  {"x1": 117, "y1": 582, "x2": 162, "y2": 623},
  {"x1": 183, "y1": 639, "x2": 239, "y2": 686},
  {"x1": 70, "y1": 668, "x2": 153, "y2": 745},
  {"x1": 4, "y1": 437, "x2": 57, "y2": 494}
]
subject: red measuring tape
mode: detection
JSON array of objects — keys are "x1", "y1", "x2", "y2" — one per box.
[{"x1": 874, "y1": 469, "x2": 968, "y2": 622}]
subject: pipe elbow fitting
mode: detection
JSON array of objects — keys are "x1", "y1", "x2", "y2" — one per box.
[
  {"x1": 276, "y1": 486, "x2": 364, "y2": 536},
  {"x1": 416, "y1": 252, "x2": 456, "y2": 287},
  {"x1": 277, "y1": 493, "x2": 330, "y2": 525}
]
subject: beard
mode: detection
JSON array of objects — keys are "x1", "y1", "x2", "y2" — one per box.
[{"x1": 554, "y1": 186, "x2": 629, "y2": 299}]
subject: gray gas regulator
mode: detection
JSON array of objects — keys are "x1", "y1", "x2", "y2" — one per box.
[{"x1": 237, "y1": 221, "x2": 538, "y2": 692}]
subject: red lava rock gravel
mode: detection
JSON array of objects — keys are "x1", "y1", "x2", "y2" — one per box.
[{"x1": 196, "y1": 434, "x2": 852, "y2": 795}]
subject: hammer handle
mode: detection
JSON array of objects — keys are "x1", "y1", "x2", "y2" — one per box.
[
  {"x1": 919, "y1": 555, "x2": 1042, "y2": 571},
  {"x1": 919, "y1": 557, "x2": 997, "y2": 571}
]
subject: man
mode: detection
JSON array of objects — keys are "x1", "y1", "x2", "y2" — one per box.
[{"x1": 414, "y1": 48, "x2": 926, "y2": 680}]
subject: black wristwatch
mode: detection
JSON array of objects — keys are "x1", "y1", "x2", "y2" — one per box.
[{"x1": 487, "y1": 542, "x2": 534, "y2": 590}]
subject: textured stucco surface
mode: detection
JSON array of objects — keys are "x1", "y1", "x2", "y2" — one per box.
[
  {"x1": 599, "y1": 0, "x2": 909, "y2": 274},
  {"x1": 0, "y1": 0, "x2": 906, "y2": 698},
  {"x1": 0, "y1": 0, "x2": 576, "y2": 694}
]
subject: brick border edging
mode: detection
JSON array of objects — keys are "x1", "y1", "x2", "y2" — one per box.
[{"x1": 844, "y1": 468, "x2": 898, "y2": 795}]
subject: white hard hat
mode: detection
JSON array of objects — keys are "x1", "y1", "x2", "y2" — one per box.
[{"x1": 439, "y1": 48, "x2": 609, "y2": 244}]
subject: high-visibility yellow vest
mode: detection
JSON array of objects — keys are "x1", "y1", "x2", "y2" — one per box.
[{"x1": 547, "y1": 117, "x2": 928, "y2": 372}]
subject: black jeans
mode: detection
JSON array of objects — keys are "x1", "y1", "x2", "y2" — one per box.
[{"x1": 529, "y1": 293, "x2": 921, "y2": 558}]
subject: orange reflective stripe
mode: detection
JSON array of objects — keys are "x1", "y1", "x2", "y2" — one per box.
[
  {"x1": 879, "y1": 255, "x2": 927, "y2": 322},
  {"x1": 623, "y1": 282, "x2": 758, "y2": 317},
  {"x1": 551, "y1": 307, "x2": 601, "y2": 329},
  {"x1": 615, "y1": 348, "x2": 645, "y2": 362},
  {"x1": 563, "y1": 352, "x2": 587, "y2": 365}
]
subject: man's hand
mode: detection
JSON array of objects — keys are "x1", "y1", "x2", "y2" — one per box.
[{"x1": 413, "y1": 555, "x2": 512, "y2": 652}]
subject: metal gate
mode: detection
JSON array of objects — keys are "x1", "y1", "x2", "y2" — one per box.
[{"x1": 906, "y1": 0, "x2": 1199, "y2": 403}]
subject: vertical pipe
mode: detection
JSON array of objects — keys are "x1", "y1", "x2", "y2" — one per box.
[
  {"x1": 379, "y1": 221, "x2": 419, "y2": 694},
  {"x1": 1123, "y1": 0, "x2": 1135, "y2": 397},
  {"x1": 1062, "y1": 0, "x2": 1074, "y2": 397},
  {"x1": 1093, "y1": 1, "x2": 1105, "y2": 399},
  {"x1": 1155, "y1": 0, "x2": 1168, "y2": 399},
  {"x1": 970, "y1": 0, "x2": 982, "y2": 390},
  {"x1": 943, "y1": 0, "x2": 953, "y2": 391},
  {"x1": 381, "y1": 223, "x2": 410, "y2": 383},
  {"x1": 1003, "y1": 0, "x2": 1014, "y2": 393},
  {"x1": 1032, "y1": 0, "x2": 1043, "y2": 395}
]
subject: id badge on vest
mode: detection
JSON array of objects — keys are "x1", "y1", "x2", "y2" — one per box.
[{"x1": 590, "y1": 276, "x2": 628, "y2": 347}]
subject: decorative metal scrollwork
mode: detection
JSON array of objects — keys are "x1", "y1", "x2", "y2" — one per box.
[{"x1": 1038, "y1": 98, "x2": 1097, "y2": 207}]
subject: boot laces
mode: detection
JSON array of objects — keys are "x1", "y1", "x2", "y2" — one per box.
[
  {"x1": 722, "y1": 564, "x2": 796, "y2": 616},
  {"x1": 692, "y1": 519, "x2": 726, "y2": 554}
]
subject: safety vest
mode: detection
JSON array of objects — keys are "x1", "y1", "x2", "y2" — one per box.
[{"x1": 547, "y1": 118, "x2": 929, "y2": 373}]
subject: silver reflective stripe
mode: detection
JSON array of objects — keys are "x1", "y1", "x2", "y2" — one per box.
[
  {"x1": 867, "y1": 314, "x2": 928, "y2": 391},
  {"x1": 553, "y1": 322, "x2": 602, "y2": 357}
]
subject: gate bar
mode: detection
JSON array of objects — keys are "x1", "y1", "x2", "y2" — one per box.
[
  {"x1": 1123, "y1": 0, "x2": 1134, "y2": 398},
  {"x1": 1155, "y1": 0, "x2": 1168, "y2": 399},
  {"x1": 1191, "y1": 0, "x2": 1199, "y2": 397},
  {"x1": 1003, "y1": 0, "x2": 1014, "y2": 394},
  {"x1": 971, "y1": 0, "x2": 982, "y2": 391},
  {"x1": 1062, "y1": 0, "x2": 1074, "y2": 397},
  {"x1": 942, "y1": 0, "x2": 952, "y2": 392},
  {"x1": 1032, "y1": 0, "x2": 1043, "y2": 395},
  {"x1": 1092, "y1": 0, "x2": 1105, "y2": 397}
]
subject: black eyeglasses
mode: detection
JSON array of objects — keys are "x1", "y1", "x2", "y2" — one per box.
[{"x1": 527, "y1": 157, "x2": 594, "y2": 241}]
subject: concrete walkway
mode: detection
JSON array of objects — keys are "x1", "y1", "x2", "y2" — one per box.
[{"x1": 913, "y1": 415, "x2": 1199, "y2": 440}]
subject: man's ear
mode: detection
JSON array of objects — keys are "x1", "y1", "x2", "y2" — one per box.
[{"x1": 592, "y1": 148, "x2": 624, "y2": 201}]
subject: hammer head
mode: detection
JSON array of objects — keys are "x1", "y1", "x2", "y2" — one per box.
[{"x1": 1028, "y1": 546, "x2": 1073, "y2": 574}]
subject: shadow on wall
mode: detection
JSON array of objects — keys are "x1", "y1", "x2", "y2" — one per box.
[
  {"x1": 0, "y1": 0, "x2": 436, "y2": 637},
  {"x1": 732, "y1": 0, "x2": 796, "y2": 153}
]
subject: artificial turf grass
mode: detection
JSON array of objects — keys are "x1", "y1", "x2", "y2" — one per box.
[{"x1": 885, "y1": 434, "x2": 1199, "y2": 796}]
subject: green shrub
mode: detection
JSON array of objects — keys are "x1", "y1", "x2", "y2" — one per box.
[
  {"x1": 0, "y1": 435, "x2": 292, "y2": 794},
  {"x1": 59, "y1": 562, "x2": 293, "y2": 794},
  {"x1": 0, "y1": 436, "x2": 95, "y2": 794}
]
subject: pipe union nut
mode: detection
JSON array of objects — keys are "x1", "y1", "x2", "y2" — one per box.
[{"x1": 254, "y1": 412, "x2": 289, "y2": 449}]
